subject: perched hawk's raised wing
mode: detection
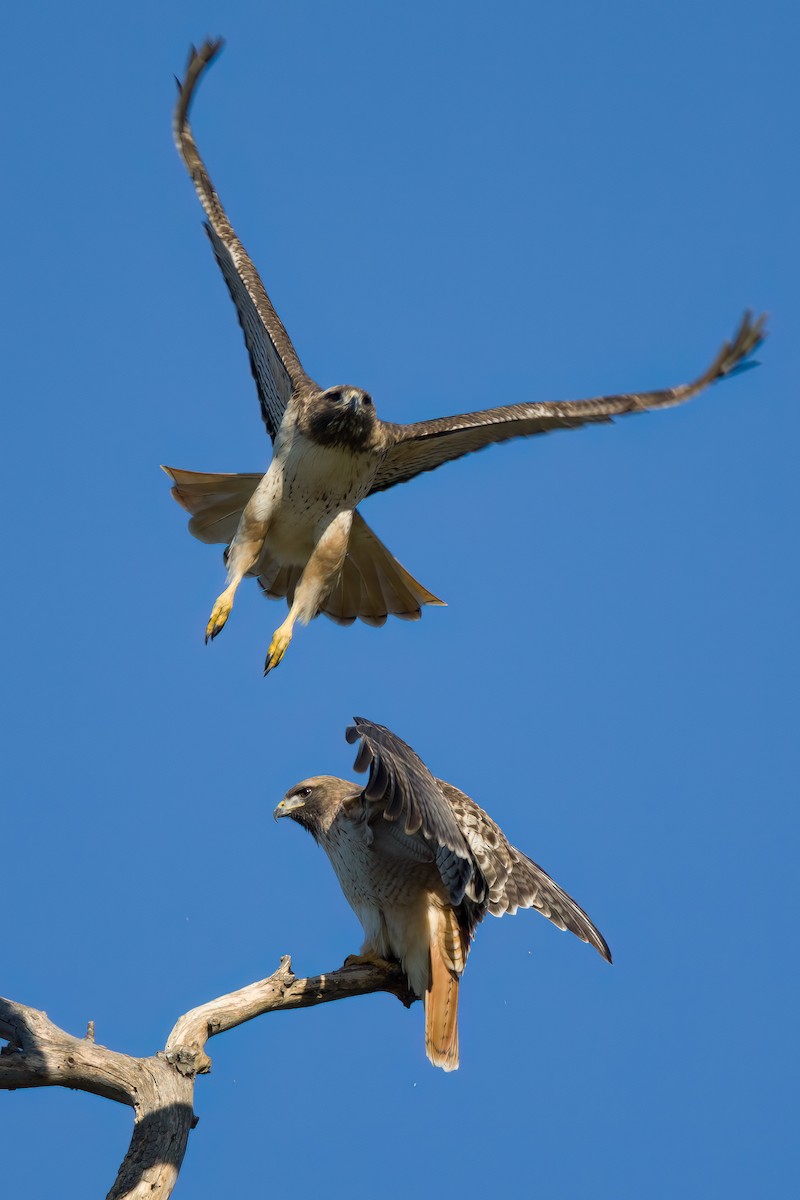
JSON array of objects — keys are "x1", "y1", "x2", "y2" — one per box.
[
  {"x1": 437, "y1": 780, "x2": 611, "y2": 961},
  {"x1": 369, "y1": 311, "x2": 766, "y2": 494},
  {"x1": 346, "y1": 718, "x2": 482, "y2": 906},
  {"x1": 173, "y1": 40, "x2": 316, "y2": 441},
  {"x1": 346, "y1": 718, "x2": 610, "y2": 960}
]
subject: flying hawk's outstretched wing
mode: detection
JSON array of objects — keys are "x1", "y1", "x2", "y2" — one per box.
[
  {"x1": 173, "y1": 40, "x2": 316, "y2": 441},
  {"x1": 369, "y1": 311, "x2": 766, "y2": 494}
]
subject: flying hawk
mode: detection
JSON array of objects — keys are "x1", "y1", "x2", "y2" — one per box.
[
  {"x1": 275, "y1": 717, "x2": 611, "y2": 1071},
  {"x1": 167, "y1": 40, "x2": 766, "y2": 675}
]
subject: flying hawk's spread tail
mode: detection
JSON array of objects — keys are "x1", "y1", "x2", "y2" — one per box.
[
  {"x1": 325, "y1": 513, "x2": 445, "y2": 627},
  {"x1": 163, "y1": 466, "x2": 262, "y2": 545},
  {"x1": 162, "y1": 467, "x2": 444, "y2": 627}
]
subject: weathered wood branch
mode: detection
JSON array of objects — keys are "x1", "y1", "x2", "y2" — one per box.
[{"x1": 0, "y1": 955, "x2": 414, "y2": 1200}]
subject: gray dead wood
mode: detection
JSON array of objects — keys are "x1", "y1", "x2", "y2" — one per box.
[{"x1": 0, "y1": 955, "x2": 414, "y2": 1199}]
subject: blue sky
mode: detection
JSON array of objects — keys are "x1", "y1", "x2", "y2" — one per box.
[{"x1": 2, "y1": 1, "x2": 797, "y2": 1196}]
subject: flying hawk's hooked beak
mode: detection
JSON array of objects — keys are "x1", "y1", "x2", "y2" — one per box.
[{"x1": 274, "y1": 795, "x2": 306, "y2": 821}]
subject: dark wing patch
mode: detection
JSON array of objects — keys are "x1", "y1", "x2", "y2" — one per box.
[
  {"x1": 369, "y1": 312, "x2": 766, "y2": 494},
  {"x1": 439, "y1": 781, "x2": 611, "y2": 962},
  {"x1": 173, "y1": 40, "x2": 316, "y2": 441},
  {"x1": 346, "y1": 718, "x2": 481, "y2": 906},
  {"x1": 203, "y1": 225, "x2": 300, "y2": 440}
]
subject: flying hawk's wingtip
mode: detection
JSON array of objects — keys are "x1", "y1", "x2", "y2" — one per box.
[
  {"x1": 738, "y1": 309, "x2": 768, "y2": 353},
  {"x1": 186, "y1": 37, "x2": 225, "y2": 70},
  {"x1": 175, "y1": 39, "x2": 226, "y2": 133},
  {"x1": 724, "y1": 359, "x2": 762, "y2": 380}
]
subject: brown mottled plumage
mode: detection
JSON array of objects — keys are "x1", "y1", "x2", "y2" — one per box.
[
  {"x1": 168, "y1": 40, "x2": 766, "y2": 675},
  {"x1": 275, "y1": 719, "x2": 611, "y2": 1071}
]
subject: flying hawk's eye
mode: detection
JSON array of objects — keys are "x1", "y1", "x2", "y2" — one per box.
[
  {"x1": 298, "y1": 787, "x2": 312, "y2": 799},
  {"x1": 362, "y1": 394, "x2": 373, "y2": 406}
]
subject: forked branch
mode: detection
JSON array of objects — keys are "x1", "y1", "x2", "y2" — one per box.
[{"x1": 0, "y1": 956, "x2": 414, "y2": 1199}]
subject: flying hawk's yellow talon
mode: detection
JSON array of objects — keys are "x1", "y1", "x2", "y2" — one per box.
[
  {"x1": 264, "y1": 629, "x2": 292, "y2": 675},
  {"x1": 205, "y1": 597, "x2": 233, "y2": 642}
]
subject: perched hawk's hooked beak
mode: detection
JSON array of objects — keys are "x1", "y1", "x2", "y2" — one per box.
[{"x1": 274, "y1": 795, "x2": 306, "y2": 821}]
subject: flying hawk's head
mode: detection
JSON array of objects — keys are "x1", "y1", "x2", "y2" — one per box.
[
  {"x1": 302, "y1": 386, "x2": 377, "y2": 452},
  {"x1": 274, "y1": 775, "x2": 359, "y2": 839}
]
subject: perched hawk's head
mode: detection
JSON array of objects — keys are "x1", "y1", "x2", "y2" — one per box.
[
  {"x1": 302, "y1": 386, "x2": 377, "y2": 451},
  {"x1": 274, "y1": 775, "x2": 358, "y2": 838}
]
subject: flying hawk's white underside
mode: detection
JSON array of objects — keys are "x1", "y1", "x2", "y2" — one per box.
[{"x1": 247, "y1": 429, "x2": 378, "y2": 569}]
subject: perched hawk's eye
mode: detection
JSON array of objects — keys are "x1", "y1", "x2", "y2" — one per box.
[
  {"x1": 298, "y1": 786, "x2": 312, "y2": 799},
  {"x1": 362, "y1": 394, "x2": 373, "y2": 406}
]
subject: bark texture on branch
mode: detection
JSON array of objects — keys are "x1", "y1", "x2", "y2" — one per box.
[{"x1": 0, "y1": 956, "x2": 414, "y2": 1199}]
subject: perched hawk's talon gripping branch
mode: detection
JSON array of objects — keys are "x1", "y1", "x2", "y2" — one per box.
[{"x1": 343, "y1": 953, "x2": 396, "y2": 972}]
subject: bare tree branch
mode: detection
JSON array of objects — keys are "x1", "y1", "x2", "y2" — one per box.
[
  {"x1": 0, "y1": 955, "x2": 415, "y2": 1199},
  {"x1": 0, "y1": 997, "x2": 141, "y2": 1106},
  {"x1": 165, "y1": 954, "x2": 414, "y2": 1073}
]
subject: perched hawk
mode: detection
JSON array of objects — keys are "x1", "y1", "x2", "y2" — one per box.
[
  {"x1": 167, "y1": 40, "x2": 766, "y2": 675},
  {"x1": 275, "y1": 718, "x2": 611, "y2": 1071}
]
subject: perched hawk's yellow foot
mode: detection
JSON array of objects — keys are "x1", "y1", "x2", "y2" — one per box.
[
  {"x1": 205, "y1": 595, "x2": 233, "y2": 643},
  {"x1": 264, "y1": 627, "x2": 292, "y2": 675},
  {"x1": 343, "y1": 953, "x2": 396, "y2": 971}
]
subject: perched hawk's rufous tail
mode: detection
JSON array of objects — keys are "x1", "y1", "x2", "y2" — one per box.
[{"x1": 425, "y1": 906, "x2": 467, "y2": 1072}]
